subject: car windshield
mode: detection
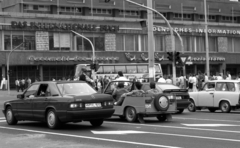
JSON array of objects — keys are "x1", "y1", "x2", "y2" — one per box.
[
  {"x1": 57, "y1": 83, "x2": 96, "y2": 96},
  {"x1": 157, "y1": 84, "x2": 180, "y2": 90}
]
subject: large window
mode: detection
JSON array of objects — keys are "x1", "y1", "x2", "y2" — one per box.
[{"x1": 76, "y1": 33, "x2": 104, "y2": 51}]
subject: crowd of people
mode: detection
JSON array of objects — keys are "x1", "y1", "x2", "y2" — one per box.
[{"x1": 15, "y1": 78, "x2": 32, "y2": 92}]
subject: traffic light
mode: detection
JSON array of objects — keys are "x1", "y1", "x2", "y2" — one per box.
[
  {"x1": 167, "y1": 52, "x2": 173, "y2": 61},
  {"x1": 175, "y1": 52, "x2": 182, "y2": 65},
  {"x1": 90, "y1": 63, "x2": 100, "y2": 72}
]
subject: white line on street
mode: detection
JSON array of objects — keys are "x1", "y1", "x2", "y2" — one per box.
[
  {"x1": 0, "y1": 120, "x2": 6, "y2": 123},
  {"x1": 0, "y1": 117, "x2": 5, "y2": 120},
  {"x1": 92, "y1": 129, "x2": 240, "y2": 143},
  {"x1": 174, "y1": 117, "x2": 240, "y2": 123},
  {"x1": 0, "y1": 126, "x2": 181, "y2": 148},
  {"x1": 105, "y1": 121, "x2": 240, "y2": 134}
]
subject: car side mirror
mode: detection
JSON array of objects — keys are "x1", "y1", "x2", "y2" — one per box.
[{"x1": 17, "y1": 94, "x2": 24, "y2": 99}]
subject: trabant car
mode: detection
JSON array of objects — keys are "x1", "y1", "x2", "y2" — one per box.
[
  {"x1": 188, "y1": 80, "x2": 240, "y2": 113},
  {"x1": 104, "y1": 81, "x2": 177, "y2": 123},
  {"x1": 2, "y1": 81, "x2": 114, "y2": 129}
]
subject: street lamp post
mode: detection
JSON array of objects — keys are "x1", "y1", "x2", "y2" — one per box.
[
  {"x1": 7, "y1": 42, "x2": 24, "y2": 95},
  {"x1": 204, "y1": 0, "x2": 210, "y2": 77},
  {"x1": 125, "y1": 0, "x2": 176, "y2": 85},
  {"x1": 71, "y1": 30, "x2": 96, "y2": 79}
]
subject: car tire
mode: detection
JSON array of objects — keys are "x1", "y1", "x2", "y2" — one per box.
[
  {"x1": 177, "y1": 109, "x2": 184, "y2": 114},
  {"x1": 154, "y1": 95, "x2": 169, "y2": 111},
  {"x1": 208, "y1": 108, "x2": 216, "y2": 112},
  {"x1": 188, "y1": 100, "x2": 196, "y2": 112},
  {"x1": 90, "y1": 119, "x2": 104, "y2": 127},
  {"x1": 46, "y1": 109, "x2": 60, "y2": 129},
  {"x1": 6, "y1": 107, "x2": 18, "y2": 125},
  {"x1": 125, "y1": 107, "x2": 137, "y2": 122},
  {"x1": 220, "y1": 101, "x2": 231, "y2": 113},
  {"x1": 156, "y1": 115, "x2": 167, "y2": 122}
]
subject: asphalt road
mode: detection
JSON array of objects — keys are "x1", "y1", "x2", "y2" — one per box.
[{"x1": 0, "y1": 91, "x2": 240, "y2": 148}]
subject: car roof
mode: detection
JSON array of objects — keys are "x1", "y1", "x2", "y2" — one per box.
[{"x1": 33, "y1": 81, "x2": 86, "y2": 84}]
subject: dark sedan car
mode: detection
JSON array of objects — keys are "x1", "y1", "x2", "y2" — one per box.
[
  {"x1": 142, "y1": 83, "x2": 190, "y2": 114},
  {"x1": 2, "y1": 81, "x2": 114, "y2": 129}
]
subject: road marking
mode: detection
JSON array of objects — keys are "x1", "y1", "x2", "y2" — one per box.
[
  {"x1": 174, "y1": 117, "x2": 240, "y2": 123},
  {"x1": 0, "y1": 126, "x2": 181, "y2": 148},
  {"x1": 0, "y1": 117, "x2": 5, "y2": 120},
  {"x1": 182, "y1": 124, "x2": 240, "y2": 127},
  {"x1": 92, "y1": 129, "x2": 240, "y2": 143},
  {"x1": 105, "y1": 121, "x2": 240, "y2": 134},
  {"x1": 0, "y1": 120, "x2": 6, "y2": 123},
  {"x1": 92, "y1": 130, "x2": 149, "y2": 135}
]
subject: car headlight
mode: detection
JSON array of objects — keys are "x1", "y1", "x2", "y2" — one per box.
[{"x1": 70, "y1": 103, "x2": 78, "y2": 108}]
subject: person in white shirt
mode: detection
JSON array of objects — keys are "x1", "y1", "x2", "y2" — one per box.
[
  {"x1": 217, "y1": 73, "x2": 223, "y2": 80},
  {"x1": 115, "y1": 71, "x2": 129, "y2": 81},
  {"x1": 226, "y1": 71, "x2": 231, "y2": 80},
  {"x1": 192, "y1": 74, "x2": 198, "y2": 92},
  {"x1": 166, "y1": 75, "x2": 172, "y2": 84},
  {"x1": 179, "y1": 75, "x2": 185, "y2": 89},
  {"x1": 158, "y1": 76, "x2": 166, "y2": 83}
]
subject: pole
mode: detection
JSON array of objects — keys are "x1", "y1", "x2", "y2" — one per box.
[
  {"x1": 204, "y1": 0, "x2": 210, "y2": 77},
  {"x1": 7, "y1": 42, "x2": 24, "y2": 95},
  {"x1": 126, "y1": 0, "x2": 176, "y2": 85},
  {"x1": 147, "y1": 0, "x2": 155, "y2": 82},
  {"x1": 71, "y1": 30, "x2": 96, "y2": 79}
]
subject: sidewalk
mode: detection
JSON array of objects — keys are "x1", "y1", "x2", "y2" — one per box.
[{"x1": 0, "y1": 90, "x2": 22, "y2": 96}]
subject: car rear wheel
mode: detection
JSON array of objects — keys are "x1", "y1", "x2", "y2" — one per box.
[
  {"x1": 156, "y1": 115, "x2": 167, "y2": 122},
  {"x1": 47, "y1": 109, "x2": 60, "y2": 129},
  {"x1": 125, "y1": 107, "x2": 137, "y2": 122},
  {"x1": 154, "y1": 95, "x2": 169, "y2": 111},
  {"x1": 90, "y1": 119, "x2": 104, "y2": 127},
  {"x1": 220, "y1": 101, "x2": 231, "y2": 113},
  {"x1": 188, "y1": 100, "x2": 196, "y2": 112},
  {"x1": 208, "y1": 108, "x2": 217, "y2": 112},
  {"x1": 6, "y1": 107, "x2": 18, "y2": 125},
  {"x1": 177, "y1": 109, "x2": 184, "y2": 114}
]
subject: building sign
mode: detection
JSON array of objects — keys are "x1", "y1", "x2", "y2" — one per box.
[
  {"x1": 105, "y1": 34, "x2": 116, "y2": 51},
  {"x1": 11, "y1": 21, "x2": 119, "y2": 32},
  {"x1": 125, "y1": 53, "x2": 225, "y2": 62},
  {"x1": 54, "y1": 33, "x2": 70, "y2": 48},
  {"x1": 154, "y1": 26, "x2": 240, "y2": 35},
  {"x1": 36, "y1": 31, "x2": 49, "y2": 50},
  {"x1": 28, "y1": 56, "x2": 119, "y2": 62}
]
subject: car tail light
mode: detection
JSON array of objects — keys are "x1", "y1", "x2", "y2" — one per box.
[{"x1": 103, "y1": 101, "x2": 113, "y2": 106}]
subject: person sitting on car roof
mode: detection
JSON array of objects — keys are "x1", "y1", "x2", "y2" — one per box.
[
  {"x1": 147, "y1": 82, "x2": 160, "y2": 95},
  {"x1": 112, "y1": 82, "x2": 129, "y2": 105},
  {"x1": 114, "y1": 82, "x2": 145, "y2": 106}
]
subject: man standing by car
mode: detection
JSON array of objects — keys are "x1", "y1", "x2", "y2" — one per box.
[{"x1": 115, "y1": 71, "x2": 129, "y2": 81}]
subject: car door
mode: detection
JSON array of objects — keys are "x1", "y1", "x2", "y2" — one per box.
[
  {"x1": 17, "y1": 84, "x2": 40, "y2": 120},
  {"x1": 213, "y1": 82, "x2": 239, "y2": 107},
  {"x1": 197, "y1": 82, "x2": 215, "y2": 107},
  {"x1": 32, "y1": 84, "x2": 50, "y2": 121}
]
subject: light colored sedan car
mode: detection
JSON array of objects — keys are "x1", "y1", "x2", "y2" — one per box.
[{"x1": 188, "y1": 80, "x2": 240, "y2": 113}]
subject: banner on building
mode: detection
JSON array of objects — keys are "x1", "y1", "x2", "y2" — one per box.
[{"x1": 36, "y1": 31, "x2": 49, "y2": 51}]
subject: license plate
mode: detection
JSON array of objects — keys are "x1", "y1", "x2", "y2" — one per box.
[
  {"x1": 176, "y1": 96, "x2": 182, "y2": 100},
  {"x1": 145, "y1": 104, "x2": 151, "y2": 109},
  {"x1": 85, "y1": 103, "x2": 101, "y2": 108}
]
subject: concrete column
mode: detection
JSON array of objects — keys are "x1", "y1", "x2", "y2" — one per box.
[
  {"x1": 74, "y1": 35, "x2": 77, "y2": 51},
  {"x1": 220, "y1": 63, "x2": 226, "y2": 75},
  {"x1": 2, "y1": 65, "x2": 6, "y2": 79},
  {"x1": 167, "y1": 64, "x2": 171, "y2": 76},
  {"x1": 0, "y1": 30, "x2": 4, "y2": 50},
  {"x1": 194, "y1": 65, "x2": 197, "y2": 75},
  {"x1": 39, "y1": 65, "x2": 43, "y2": 81}
]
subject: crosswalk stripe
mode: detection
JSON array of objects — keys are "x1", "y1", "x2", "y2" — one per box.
[{"x1": 0, "y1": 117, "x2": 5, "y2": 120}]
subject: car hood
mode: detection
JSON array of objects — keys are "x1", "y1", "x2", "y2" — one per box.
[{"x1": 71, "y1": 93, "x2": 113, "y2": 103}]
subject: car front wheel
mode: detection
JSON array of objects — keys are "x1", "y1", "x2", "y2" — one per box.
[
  {"x1": 90, "y1": 119, "x2": 104, "y2": 127},
  {"x1": 220, "y1": 101, "x2": 231, "y2": 113},
  {"x1": 188, "y1": 100, "x2": 196, "y2": 112},
  {"x1": 6, "y1": 107, "x2": 18, "y2": 125},
  {"x1": 47, "y1": 109, "x2": 60, "y2": 129},
  {"x1": 125, "y1": 107, "x2": 137, "y2": 122}
]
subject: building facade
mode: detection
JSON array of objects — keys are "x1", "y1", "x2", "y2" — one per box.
[{"x1": 1, "y1": 0, "x2": 240, "y2": 88}]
